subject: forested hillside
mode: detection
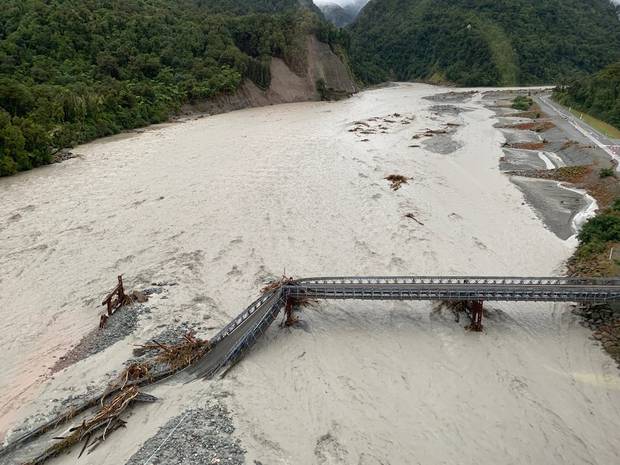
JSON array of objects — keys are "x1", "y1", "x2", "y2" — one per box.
[
  {"x1": 196, "y1": 0, "x2": 322, "y2": 15},
  {"x1": 0, "y1": 0, "x2": 341, "y2": 176},
  {"x1": 349, "y1": 0, "x2": 620, "y2": 86},
  {"x1": 554, "y1": 62, "x2": 620, "y2": 130}
]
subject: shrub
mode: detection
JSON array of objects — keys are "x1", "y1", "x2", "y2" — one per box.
[
  {"x1": 599, "y1": 167, "x2": 615, "y2": 178},
  {"x1": 578, "y1": 214, "x2": 620, "y2": 244},
  {"x1": 511, "y1": 95, "x2": 533, "y2": 111}
]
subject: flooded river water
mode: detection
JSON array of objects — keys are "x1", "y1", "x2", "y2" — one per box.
[{"x1": 1, "y1": 84, "x2": 619, "y2": 464}]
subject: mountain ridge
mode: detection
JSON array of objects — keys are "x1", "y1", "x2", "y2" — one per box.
[{"x1": 349, "y1": 0, "x2": 620, "y2": 86}]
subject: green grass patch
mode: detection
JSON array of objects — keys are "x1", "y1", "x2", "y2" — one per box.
[{"x1": 568, "y1": 108, "x2": 620, "y2": 139}]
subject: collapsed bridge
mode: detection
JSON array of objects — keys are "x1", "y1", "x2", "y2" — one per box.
[
  {"x1": 186, "y1": 275, "x2": 620, "y2": 379},
  {"x1": 5, "y1": 275, "x2": 620, "y2": 463}
]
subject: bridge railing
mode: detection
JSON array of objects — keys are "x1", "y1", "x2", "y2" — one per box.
[
  {"x1": 293, "y1": 276, "x2": 620, "y2": 286},
  {"x1": 210, "y1": 289, "x2": 282, "y2": 346},
  {"x1": 284, "y1": 286, "x2": 620, "y2": 302},
  {"x1": 203, "y1": 290, "x2": 286, "y2": 378}
]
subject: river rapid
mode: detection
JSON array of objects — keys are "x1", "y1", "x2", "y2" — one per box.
[{"x1": 1, "y1": 83, "x2": 619, "y2": 464}]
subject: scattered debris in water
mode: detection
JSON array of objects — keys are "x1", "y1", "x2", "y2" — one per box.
[
  {"x1": 404, "y1": 213, "x2": 424, "y2": 225},
  {"x1": 385, "y1": 174, "x2": 411, "y2": 191},
  {"x1": 348, "y1": 113, "x2": 415, "y2": 140}
]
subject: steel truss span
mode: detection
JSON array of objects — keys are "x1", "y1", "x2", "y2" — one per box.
[
  {"x1": 186, "y1": 276, "x2": 620, "y2": 379},
  {"x1": 285, "y1": 276, "x2": 620, "y2": 303}
]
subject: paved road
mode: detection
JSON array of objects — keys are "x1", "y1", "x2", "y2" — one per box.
[{"x1": 536, "y1": 94, "x2": 620, "y2": 165}]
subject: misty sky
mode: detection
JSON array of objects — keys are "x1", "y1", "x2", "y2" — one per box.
[{"x1": 313, "y1": 0, "x2": 370, "y2": 7}]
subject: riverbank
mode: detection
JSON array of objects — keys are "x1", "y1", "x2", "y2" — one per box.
[
  {"x1": 483, "y1": 89, "x2": 620, "y2": 368},
  {"x1": 2, "y1": 84, "x2": 619, "y2": 464}
]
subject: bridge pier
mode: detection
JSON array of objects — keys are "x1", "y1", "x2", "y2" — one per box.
[
  {"x1": 466, "y1": 300, "x2": 484, "y2": 331},
  {"x1": 283, "y1": 295, "x2": 296, "y2": 326}
]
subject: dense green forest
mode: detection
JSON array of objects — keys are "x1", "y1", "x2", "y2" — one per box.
[
  {"x1": 0, "y1": 0, "x2": 345, "y2": 176},
  {"x1": 349, "y1": 0, "x2": 620, "y2": 86},
  {"x1": 553, "y1": 62, "x2": 620, "y2": 130},
  {"x1": 196, "y1": 0, "x2": 322, "y2": 15}
]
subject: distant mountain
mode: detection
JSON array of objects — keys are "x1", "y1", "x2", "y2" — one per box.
[
  {"x1": 317, "y1": 0, "x2": 368, "y2": 26},
  {"x1": 319, "y1": 3, "x2": 356, "y2": 27},
  {"x1": 349, "y1": 0, "x2": 620, "y2": 86}
]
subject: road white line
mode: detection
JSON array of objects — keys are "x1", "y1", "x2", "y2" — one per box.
[{"x1": 540, "y1": 96, "x2": 620, "y2": 169}]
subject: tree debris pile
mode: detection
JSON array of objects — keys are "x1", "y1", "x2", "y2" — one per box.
[
  {"x1": 100, "y1": 276, "x2": 149, "y2": 329},
  {"x1": 137, "y1": 332, "x2": 211, "y2": 371},
  {"x1": 385, "y1": 174, "x2": 411, "y2": 191},
  {"x1": 9, "y1": 330, "x2": 211, "y2": 465},
  {"x1": 26, "y1": 387, "x2": 157, "y2": 465},
  {"x1": 112, "y1": 331, "x2": 212, "y2": 390},
  {"x1": 282, "y1": 294, "x2": 317, "y2": 327},
  {"x1": 261, "y1": 275, "x2": 295, "y2": 294}
]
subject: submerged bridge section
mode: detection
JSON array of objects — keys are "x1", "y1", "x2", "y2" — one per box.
[{"x1": 186, "y1": 276, "x2": 620, "y2": 379}]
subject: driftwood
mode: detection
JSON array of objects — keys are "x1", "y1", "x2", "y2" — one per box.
[
  {"x1": 99, "y1": 277, "x2": 148, "y2": 328},
  {"x1": 100, "y1": 276, "x2": 131, "y2": 328},
  {"x1": 26, "y1": 387, "x2": 157, "y2": 465},
  {"x1": 136, "y1": 332, "x2": 211, "y2": 371},
  {"x1": 404, "y1": 213, "x2": 424, "y2": 225},
  {"x1": 0, "y1": 368, "x2": 176, "y2": 462},
  {"x1": 261, "y1": 276, "x2": 294, "y2": 294},
  {"x1": 1, "y1": 333, "x2": 209, "y2": 463}
]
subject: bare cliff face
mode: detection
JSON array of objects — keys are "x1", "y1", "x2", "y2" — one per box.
[{"x1": 180, "y1": 35, "x2": 358, "y2": 116}]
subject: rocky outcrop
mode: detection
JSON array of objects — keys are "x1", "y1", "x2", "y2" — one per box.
[
  {"x1": 306, "y1": 35, "x2": 358, "y2": 99},
  {"x1": 179, "y1": 35, "x2": 357, "y2": 117}
]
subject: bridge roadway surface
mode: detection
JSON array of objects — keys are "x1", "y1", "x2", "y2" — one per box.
[{"x1": 184, "y1": 276, "x2": 620, "y2": 380}]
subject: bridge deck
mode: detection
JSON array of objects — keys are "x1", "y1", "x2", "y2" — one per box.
[{"x1": 188, "y1": 276, "x2": 620, "y2": 380}]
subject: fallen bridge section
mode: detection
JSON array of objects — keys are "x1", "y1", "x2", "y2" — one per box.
[{"x1": 183, "y1": 289, "x2": 286, "y2": 380}]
